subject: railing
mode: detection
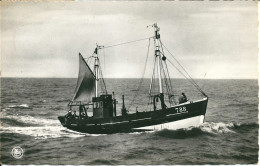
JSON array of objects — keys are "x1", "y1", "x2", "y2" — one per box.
[{"x1": 68, "y1": 101, "x2": 93, "y2": 106}]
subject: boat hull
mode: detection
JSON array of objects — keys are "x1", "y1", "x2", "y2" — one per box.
[
  {"x1": 58, "y1": 98, "x2": 208, "y2": 134},
  {"x1": 134, "y1": 115, "x2": 204, "y2": 130}
]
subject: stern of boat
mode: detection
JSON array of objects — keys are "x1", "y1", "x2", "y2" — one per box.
[{"x1": 58, "y1": 116, "x2": 66, "y2": 126}]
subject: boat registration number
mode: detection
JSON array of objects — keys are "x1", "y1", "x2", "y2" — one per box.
[{"x1": 175, "y1": 106, "x2": 187, "y2": 113}]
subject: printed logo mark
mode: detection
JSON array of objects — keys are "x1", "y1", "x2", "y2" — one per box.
[{"x1": 11, "y1": 146, "x2": 23, "y2": 159}]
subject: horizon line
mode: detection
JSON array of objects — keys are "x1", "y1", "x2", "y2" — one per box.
[{"x1": 0, "y1": 76, "x2": 258, "y2": 80}]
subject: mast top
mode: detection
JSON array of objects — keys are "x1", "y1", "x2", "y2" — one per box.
[
  {"x1": 147, "y1": 23, "x2": 160, "y2": 39},
  {"x1": 94, "y1": 44, "x2": 104, "y2": 55}
]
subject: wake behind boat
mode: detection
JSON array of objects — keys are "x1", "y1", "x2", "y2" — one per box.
[{"x1": 58, "y1": 23, "x2": 208, "y2": 134}]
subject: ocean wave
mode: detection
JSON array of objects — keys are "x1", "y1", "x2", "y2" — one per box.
[
  {"x1": 40, "y1": 100, "x2": 47, "y2": 103},
  {"x1": 224, "y1": 102, "x2": 254, "y2": 107},
  {"x1": 0, "y1": 115, "x2": 105, "y2": 139},
  {"x1": 200, "y1": 122, "x2": 258, "y2": 134},
  {"x1": 1, "y1": 115, "x2": 60, "y2": 126},
  {"x1": 128, "y1": 130, "x2": 155, "y2": 135},
  {"x1": 1, "y1": 117, "x2": 257, "y2": 139},
  {"x1": 0, "y1": 115, "x2": 106, "y2": 139},
  {"x1": 232, "y1": 122, "x2": 259, "y2": 132},
  {"x1": 56, "y1": 98, "x2": 70, "y2": 102},
  {"x1": 88, "y1": 159, "x2": 119, "y2": 165},
  {"x1": 199, "y1": 122, "x2": 236, "y2": 134},
  {"x1": 0, "y1": 117, "x2": 40, "y2": 127},
  {"x1": 8, "y1": 104, "x2": 30, "y2": 109},
  {"x1": 153, "y1": 127, "x2": 207, "y2": 139},
  {"x1": 152, "y1": 122, "x2": 258, "y2": 139},
  {"x1": 0, "y1": 126, "x2": 103, "y2": 139}
]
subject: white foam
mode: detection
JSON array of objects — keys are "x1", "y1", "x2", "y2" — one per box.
[
  {"x1": 128, "y1": 130, "x2": 155, "y2": 135},
  {"x1": 199, "y1": 122, "x2": 236, "y2": 134},
  {"x1": 1, "y1": 114, "x2": 107, "y2": 139},
  {"x1": 3, "y1": 115, "x2": 59, "y2": 126},
  {"x1": 8, "y1": 104, "x2": 30, "y2": 109},
  {"x1": 1, "y1": 126, "x2": 104, "y2": 139}
]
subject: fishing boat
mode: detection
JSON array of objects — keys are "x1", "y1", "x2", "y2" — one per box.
[{"x1": 58, "y1": 23, "x2": 208, "y2": 134}]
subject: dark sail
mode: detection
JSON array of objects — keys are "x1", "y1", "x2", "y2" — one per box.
[{"x1": 72, "y1": 53, "x2": 96, "y2": 102}]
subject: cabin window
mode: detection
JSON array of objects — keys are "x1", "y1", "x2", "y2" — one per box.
[
  {"x1": 96, "y1": 102, "x2": 99, "y2": 108},
  {"x1": 93, "y1": 102, "x2": 98, "y2": 108},
  {"x1": 93, "y1": 101, "x2": 103, "y2": 108}
]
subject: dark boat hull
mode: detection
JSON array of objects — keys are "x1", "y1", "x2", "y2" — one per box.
[{"x1": 58, "y1": 98, "x2": 208, "y2": 134}]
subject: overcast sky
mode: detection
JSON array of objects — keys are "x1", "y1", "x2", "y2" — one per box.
[{"x1": 1, "y1": 1, "x2": 258, "y2": 79}]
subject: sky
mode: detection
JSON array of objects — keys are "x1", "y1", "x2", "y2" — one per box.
[{"x1": 1, "y1": 1, "x2": 258, "y2": 79}]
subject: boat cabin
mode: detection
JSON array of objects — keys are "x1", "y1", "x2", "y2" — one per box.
[{"x1": 92, "y1": 94, "x2": 114, "y2": 119}]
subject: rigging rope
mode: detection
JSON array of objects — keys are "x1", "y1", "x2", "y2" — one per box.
[
  {"x1": 103, "y1": 48, "x2": 106, "y2": 78},
  {"x1": 128, "y1": 38, "x2": 151, "y2": 111},
  {"x1": 99, "y1": 49, "x2": 107, "y2": 94},
  {"x1": 149, "y1": 39, "x2": 157, "y2": 96},
  {"x1": 97, "y1": 57, "x2": 107, "y2": 94},
  {"x1": 149, "y1": 57, "x2": 157, "y2": 95},
  {"x1": 86, "y1": 55, "x2": 94, "y2": 64},
  {"x1": 161, "y1": 59, "x2": 172, "y2": 105},
  {"x1": 103, "y1": 37, "x2": 153, "y2": 49},
  {"x1": 148, "y1": 39, "x2": 158, "y2": 109},
  {"x1": 166, "y1": 58, "x2": 207, "y2": 97},
  {"x1": 160, "y1": 42, "x2": 207, "y2": 97},
  {"x1": 159, "y1": 39, "x2": 174, "y2": 95}
]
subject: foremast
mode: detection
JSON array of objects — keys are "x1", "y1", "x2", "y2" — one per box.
[
  {"x1": 94, "y1": 45, "x2": 99, "y2": 97},
  {"x1": 94, "y1": 44, "x2": 107, "y2": 97}
]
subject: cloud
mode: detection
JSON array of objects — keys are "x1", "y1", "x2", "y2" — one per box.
[{"x1": 1, "y1": 1, "x2": 258, "y2": 79}]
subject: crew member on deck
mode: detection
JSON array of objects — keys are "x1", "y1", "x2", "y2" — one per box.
[
  {"x1": 179, "y1": 93, "x2": 188, "y2": 104},
  {"x1": 73, "y1": 110, "x2": 77, "y2": 118},
  {"x1": 79, "y1": 105, "x2": 88, "y2": 119},
  {"x1": 182, "y1": 93, "x2": 187, "y2": 102},
  {"x1": 65, "y1": 110, "x2": 73, "y2": 118}
]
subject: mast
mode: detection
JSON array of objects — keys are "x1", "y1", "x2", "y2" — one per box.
[
  {"x1": 94, "y1": 45, "x2": 99, "y2": 97},
  {"x1": 154, "y1": 24, "x2": 163, "y2": 94},
  {"x1": 156, "y1": 46, "x2": 162, "y2": 93},
  {"x1": 149, "y1": 23, "x2": 166, "y2": 110}
]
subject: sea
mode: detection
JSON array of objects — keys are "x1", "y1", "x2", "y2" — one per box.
[{"x1": 0, "y1": 78, "x2": 258, "y2": 165}]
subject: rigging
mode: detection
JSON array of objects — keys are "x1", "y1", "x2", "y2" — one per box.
[
  {"x1": 160, "y1": 42, "x2": 207, "y2": 97},
  {"x1": 128, "y1": 38, "x2": 151, "y2": 111},
  {"x1": 85, "y1": 25, "x2": 207, "y2": 110},
  {"x1": 102, "y1": 37, "x2": 153, "y2": 49}
]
